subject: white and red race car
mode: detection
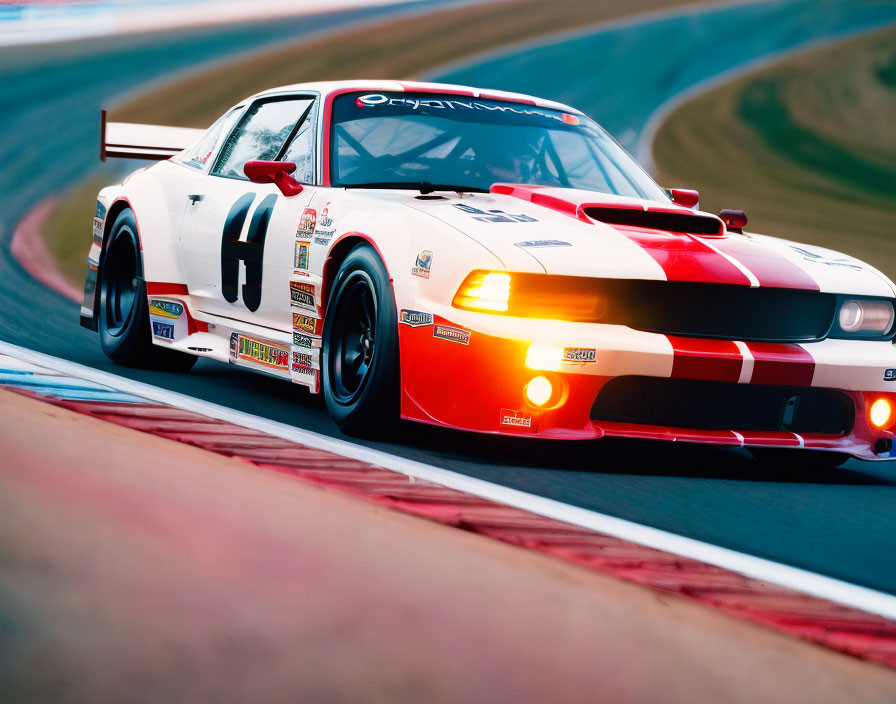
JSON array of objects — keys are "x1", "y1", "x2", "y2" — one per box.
[{"x1": 81, "y1": 80, "x2": 896, "y2": 467}]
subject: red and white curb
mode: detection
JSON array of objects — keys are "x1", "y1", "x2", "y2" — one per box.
[{"x1": 2, "y1": 338, "x2": 896, "y2": 667}]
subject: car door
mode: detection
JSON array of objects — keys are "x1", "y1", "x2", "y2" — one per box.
[{"x1": 178, "y1": 94, "x2": 319, "y2": 331}]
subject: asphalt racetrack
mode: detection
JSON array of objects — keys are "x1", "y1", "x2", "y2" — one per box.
[{"x1": 3, "y1": 0, "x2": 896, "y2": 596}]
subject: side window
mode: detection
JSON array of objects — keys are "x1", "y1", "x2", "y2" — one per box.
[
  {"x1": 212, "y1": 97, "x2": 313, "y2": 179},
  {"x1": 177, "y1": 107, "x2": 242, "y2": 170},
  {"x1": 279, "y1": 99, "x2": 318, "y2": 184}
]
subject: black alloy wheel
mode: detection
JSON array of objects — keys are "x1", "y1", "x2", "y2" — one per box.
[
  {"x1": 323, "y1": 244, "x2": 398, "y2": 435},
  {"x1": 98, "y1": 208, "x2": 195, "y2": 372}
]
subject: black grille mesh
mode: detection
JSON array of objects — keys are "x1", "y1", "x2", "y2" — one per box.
[{"x1": 591, "y1": 376, "x2": 854, "y2": 435}]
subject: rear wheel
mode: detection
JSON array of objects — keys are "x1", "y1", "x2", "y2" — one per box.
[
  {"x1": 322, "y1": 244, "x2": 398, "y2": 436},
  {"x1": 748, "y1": 447, "x2": 849, "y2": 470},
  {"x1": 98, "y1": 209, "x2": 196, "y2": 372}
]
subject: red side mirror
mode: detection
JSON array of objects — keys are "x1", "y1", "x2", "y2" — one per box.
[
  {"x1": 719, "y1": 209, "x2": 748, "y2": 233},
  {"x1": 668, "y1": 188, "x2": 700, "y2": 208},
  {"x1": 243, "y1": 160, "x2": 303, "y2": 197}
]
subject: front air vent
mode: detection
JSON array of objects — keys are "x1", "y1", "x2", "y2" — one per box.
[
  {"x1": 583, "y1": 206, "x2": 723, "y2": 236},
  {"x1": 591, "y1": 376, "x2": 855, "y2": 435}
]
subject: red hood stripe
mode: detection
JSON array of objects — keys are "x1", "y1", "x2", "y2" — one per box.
[
  {"x1": 616, "y1": 226, "x2": 753, "y2": 286},
  {"x1": 711, "y1": 237, "x2": 820, "y2": 291},
  {"x1": 490, "y1": 184, "x2": 820, "y2": 290}
]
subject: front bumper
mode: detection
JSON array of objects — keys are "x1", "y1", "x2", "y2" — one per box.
[{"x1": 398, "y1": 305, "x2": 896, "y2": 461}]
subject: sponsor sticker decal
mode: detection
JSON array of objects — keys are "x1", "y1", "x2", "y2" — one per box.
[
  {"x1": 885, "y1": 369, "x2": 896, "y2": 381},
  {"x1": 291, "y1": 352, "x2": 320, "y2": 389},
  {"x1": 290, "y1": 281, "x2": 316, "y2": 310},
  {"x1": 412, "y1": 249, "x2": 432, "y2": 279},
  {"x1": 148, "y1": 299, "x2": 184, "y2": 319},
  {"x1": 789, "y1": 246, "x2": 863, "y2": 271},
  {"x1": 454, "y1": 203, "x2": 537, "y2": 223},
  {"x1": 229, "y1": 332, "x2": 239, "y2": 360},
  {"x1": 237, "y1": 335, "x2": 290, "y2": 370},
  {"x1": 293, "y1": 312, "x2": 319, "y2": 334},
  {"x1": 291, "y1": 351, "x2": 314, "y2": 369},
  {"x1": 563, "y1": 347, "x2": 596, "y2": 364},
  {"x1": 500, "y1": 408, "x2": 533, "y2": 428},
  {"x1": 355, "y1": 94, "x2": 577, "y2": 128},
  {"x1": 399, "y1": 309, "x2": 433, "y2": 327},
  {"x1": 293, "y1": 333, "x2": 314, "y2": 348},
  {"x1": 516, "y1": 240, "x2": 572, "y2": 248},
  {"x1": 313, "y1": 203, "x2": 336, "y2": 243},
  {"x1": 151, "y1": 320, "x2": 175, "y2": 340},
  {"x1": 294, "y1": 241, "x2": 310, "y2": 270},
  {"x1": 297, "y1": 208, "x2": 316, "y2": 239},
  {"x1": 433, "y1": 324, "x2": 470, "y2": 345}
]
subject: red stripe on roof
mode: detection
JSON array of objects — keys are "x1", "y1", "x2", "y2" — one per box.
[
  {"x1": 479, "y1": 92, "x2": 537, "y2": 105},
  {"x1": 396, "y1": 82, "x2": 477, "y2": 97}
]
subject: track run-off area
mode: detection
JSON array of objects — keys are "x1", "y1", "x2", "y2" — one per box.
[{"x1": 3, "y1": 0, "x2": 896, "y2": 636}]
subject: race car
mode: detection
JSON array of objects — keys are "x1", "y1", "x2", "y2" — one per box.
[{"x1": 81, "y1": 79, "x2": 896, "y2": 467}]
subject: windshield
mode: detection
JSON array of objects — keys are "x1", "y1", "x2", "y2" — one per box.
[{"x1": 329, "y1": 91, "x2": 668, "y2": 201}]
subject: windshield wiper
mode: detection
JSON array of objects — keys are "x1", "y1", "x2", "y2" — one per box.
[{"x1": 342, "y1": 181, "x2": 489, "y2": 194}]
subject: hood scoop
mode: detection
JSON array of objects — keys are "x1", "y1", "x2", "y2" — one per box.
[
  {"x1": 582, "y1": 206, "x2": 723, "y2": 236},
  {"x1": 491, "y1": 183, "x2": 725, "y2": 236}
]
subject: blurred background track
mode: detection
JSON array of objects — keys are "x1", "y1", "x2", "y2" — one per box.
[
  {"x1": 3, "y1": 386, "x2": 896, "y2": 703},
  {"x1": 653, "y1": 24, "x2": 896, "y2": 276},
  {"x1": 3, "y1": 0, "x2": 896, "y2": 676}
]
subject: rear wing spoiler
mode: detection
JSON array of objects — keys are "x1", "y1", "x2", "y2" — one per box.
[{"x1": 100, "y1": 109, "x2": 204, "y2": 161}]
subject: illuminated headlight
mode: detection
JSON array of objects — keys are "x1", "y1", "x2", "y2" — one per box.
[
  {"x1": 837, "y1": 299, "x2": 894, "y2": 335},
  {"x1": 453, "y1": 270, "x2": 604, "y2": 320},
  {"x1": 452, "y1": 271, "x2": 511, "y2": 312},
  {"x1": 526, "y1": 344, "x2": 563, "y2": 371}
]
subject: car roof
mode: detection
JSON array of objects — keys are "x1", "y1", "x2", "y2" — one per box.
[{"x1": 248, "y1": 79, "x2": 584, "y2": 115}]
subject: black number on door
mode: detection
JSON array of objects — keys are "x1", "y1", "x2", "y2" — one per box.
[{"x1": 221, "y1": 193, "x2": 277, "y2": 312}]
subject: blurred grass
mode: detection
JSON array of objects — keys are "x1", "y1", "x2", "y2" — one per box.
[
  {"x1": 45, "y1": 0, "x2": 698, "y2": 289},
  {"x1": 46, "y1": 172, "x2": 118, "y2": 287},
  {"x1": 653, "y1": 25, "x2": 896, "y2": 277}
]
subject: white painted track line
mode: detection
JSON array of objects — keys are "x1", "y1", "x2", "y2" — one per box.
[{"x1": 3, "y1": 338, "x2": 896, "y2": 621}]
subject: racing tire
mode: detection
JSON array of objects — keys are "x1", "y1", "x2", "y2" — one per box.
[
  {"x1": 748, "y1": 447, "x2": 849, "y2": 470},
  {"x1": 98, "y1": 209, "x2": 196, "y2": 372},
  {"x1": 322, "y1": 243, "x2": 399, "y2": 436}
]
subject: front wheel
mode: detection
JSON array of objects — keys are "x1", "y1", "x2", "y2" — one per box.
[
  {"x1": 322, "y1": 244, "x2": 399, "y2": 436},
  {"x1": 748, "y1": 447, "x2": 849, "y2": 470},
  {"x1": 98, "y1": 208, "x2": 196, "y2": 372}
]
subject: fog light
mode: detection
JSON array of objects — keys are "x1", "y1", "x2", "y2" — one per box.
[
  {"x1": 525, "y1": 376, "x2": 553, "y2": 407},
  {"x1": 526, "y1": 344, "x2": 563, "y2": 371},
  {"x1": 869, "y1": 398, "x2": 892, "y2": 428}
]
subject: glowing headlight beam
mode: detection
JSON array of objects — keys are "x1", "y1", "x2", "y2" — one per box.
[
  {"x1": 471, "y1": 272, "x2": 511, "y2": 311},
  {"x1": 452, "y1": 271, "x2": 511, "y2": 312},
  {"x1": 870, "y1": 398, "x2": 892, "y2": 429},
  {"x1": 526, "y1": 344, "x2": 563, "y2": 371}
]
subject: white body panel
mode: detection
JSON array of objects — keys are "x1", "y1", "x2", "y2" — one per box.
[{"x1": 81, "y1": 79, "x2": 896, "y2": 458}]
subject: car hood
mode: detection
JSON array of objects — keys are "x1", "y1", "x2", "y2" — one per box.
[{"x1": 401, "y1": 185, "x2": 896, "y2": 298}]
